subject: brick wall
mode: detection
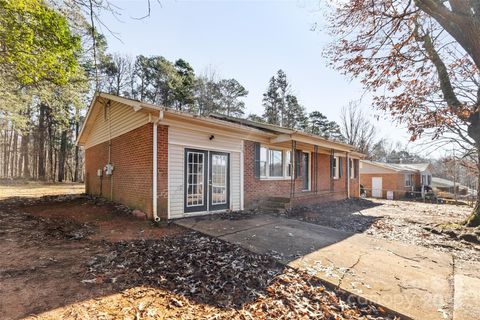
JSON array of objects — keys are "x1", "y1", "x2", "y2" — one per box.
[
  {"x1": 84, "y1": 123, "x2": 168, "y2": 219},
  {"x1": 243, "y1": 140, "x2": 357, "y2": 209},
  {"x1": 360, "y1": 172, "x2": 409, "y2": 199}
]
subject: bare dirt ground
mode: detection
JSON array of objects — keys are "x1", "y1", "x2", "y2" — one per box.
[
  {"x1": 288, "y1": 198, "x2": 480, "y2": 262},
  {"x1": 0, "y1": 185, "x2": 397, "y2": 320}
]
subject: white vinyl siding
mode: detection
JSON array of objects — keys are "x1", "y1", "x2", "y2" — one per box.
[
  {"x1": 169, "y1": 144, "x2": 184, "y2": 218},
  {"x1": 168, "y1": 125, "x2": 242, "y2": 219},
  {"x1": 84, "y1": 101, "x2": 149, "y2": 149},
  {"x1": 169, "y1": 126, "x2": 243, "y2": 153}
]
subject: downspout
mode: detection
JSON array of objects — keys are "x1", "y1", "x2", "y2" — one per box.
[
  {"x1": 346, "y1": 152, "x2": 350, "y2": 199},
  {"x1": 152, "y1": 110, "x2": 164, "y2": 222}
]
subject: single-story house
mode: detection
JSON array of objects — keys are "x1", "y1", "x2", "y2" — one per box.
[
  {"x1": 77, "y1": 92, "x2": 363, "y2": 221},
  {"x1": 431, "y1": 177, "x2": 470, "y2": 196},
  {"x1": 359, "y1": 161, "x2": 433, "y2": 199}
]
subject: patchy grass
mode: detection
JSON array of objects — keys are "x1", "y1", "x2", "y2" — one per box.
[{"x1": 0, "y1": 181, "x2": 84, "y2": 200}]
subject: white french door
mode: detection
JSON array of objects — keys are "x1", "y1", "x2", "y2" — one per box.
[{"x1": 184, "y1": 148, "x2": 230, "y2": 213}]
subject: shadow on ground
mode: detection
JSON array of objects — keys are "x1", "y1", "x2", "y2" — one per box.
[{"x1": 287, "y1": 198, "x2": 384, "y2": 233}]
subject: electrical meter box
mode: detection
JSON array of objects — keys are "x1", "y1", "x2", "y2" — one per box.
[
  {"x1": 105, "y1": 163, "x2": 114, "y2": 175},
  {"x1": 97, "y1": 169, "x2": 103, "y2": 177}
]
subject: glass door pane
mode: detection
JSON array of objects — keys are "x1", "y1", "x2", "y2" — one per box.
[
  {"x1": 185, "y1": 149, "x2": 207, "y2": 212},
  {"x1": 209, "y1": 152, "x2": 229, "y2": 210}
]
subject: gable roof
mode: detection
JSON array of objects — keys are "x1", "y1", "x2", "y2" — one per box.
[
  {"x1": 361, "y1": 160, "x2": 417, "y2": 173},
  {"x1": 360, "y1": 160, "x2": 432, "y2": 173},
  {"x1": 209, "y1": 113, "x2": 361, "y2": 152},
  {"x1": 393, "y1": 163, "x2": 432, "y2": 172},
  {"x1": 431, "y1": 177, "x2": 469, "y2": 189},
  {"x1": 77, "y1": 92, "x2": 364, "y2": 157}
]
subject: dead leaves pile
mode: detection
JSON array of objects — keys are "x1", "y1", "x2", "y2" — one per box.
[{"x1": 84, "y1": 232, "x2": 398, "y2": 319}]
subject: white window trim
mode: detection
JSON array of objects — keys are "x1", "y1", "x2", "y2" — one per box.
[
  {"x1": 349, "y1": 158, "x2": 355, "y2": 179},
  {"x1": 333, "y1": 156, "x2": 340, "y2": 180},
  {"x1": 405, "y1": 173, "x2": 413, "y2": 187},
  {"x1": 260, "y1": 145, "x2": 293, "y2": 180}
]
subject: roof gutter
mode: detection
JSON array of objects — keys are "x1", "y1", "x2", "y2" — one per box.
[{"x1": 152, "y1": 110, "x2": 164, "y2": 222}]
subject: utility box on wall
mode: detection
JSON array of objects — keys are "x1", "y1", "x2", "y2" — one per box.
[
  {"x1": 104, "y1": 163, "x2": 114, "y2": 175},
  {"x1": 97, "y1": 169, "x2": 103, "y2": 177}
]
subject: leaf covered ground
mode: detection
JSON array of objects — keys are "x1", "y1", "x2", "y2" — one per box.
[{"x1": 0, "y1": 193, "x2": 398, "y2": 320}]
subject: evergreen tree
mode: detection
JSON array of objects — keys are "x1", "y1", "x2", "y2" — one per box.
[
  {"x1": 218, "y1": 79, "x2": 248, "y2": 117},
  {"x1": 308, "y1": 111, "x2": 344, "y2": 141},
  {"x1": 247, "y1": 114, "x2": 265, "y2": 123},
  {"x1": 173, "y1": 59, "x2": 195, "y2": 111},
  {"x1": 275, "y1": 70, "x2": 289, "y2": 125},
  {"x1": 262, "y1": 76, "x2": 280, "y2": 125},
  {"x1": 284, "y1": 95, "x2": 307, "y2": 129},
  {"x1": 193, "y1": 76, "x2": 222, "y2": 116}
]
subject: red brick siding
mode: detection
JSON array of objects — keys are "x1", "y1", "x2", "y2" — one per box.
[
  {"x1": 243, "y1": 141, "x2": 356, "y2": 209},
  {"x1": 84, "y1": 123, "x2": 168, "y2": 219},
  {"x1": 360, "y1": 172, "x2": 410, "y2": 199}
]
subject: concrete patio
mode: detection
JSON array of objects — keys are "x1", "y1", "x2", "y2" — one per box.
[{"x1": 176, "y1": 214, "x2": 479, "y2": 320}]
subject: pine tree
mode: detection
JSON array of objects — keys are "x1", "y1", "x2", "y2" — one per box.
[
  {"x1": 173, "y1": 59, "x2": 195, "y2": 111},
  {"x1": 309, "y1": 111, "x2": 345, "y2": 141},
  {"x1": 275, "y1": 70, "x2": 289, "y2": 126},
  {"x1": 218, "y1": 79, "x2": 248, "y2": 117},
  {"x1": 284, "y1": 95, "x2": 307, "y2": 129},
  {"x1": 262, "y1": 76, "x2": 280, "y2": 125}
]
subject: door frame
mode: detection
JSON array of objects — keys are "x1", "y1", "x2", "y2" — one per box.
[
  {"x1": 183, "y1": 148, "x2": 231, "y2": 214},
  {"x1": 208, "y1": 151, "x2": 230, "y2": 211},
  {"x1": 184, "y1": 148, "x2": 208, "y2": 213},
  {"x1": 372, "y1": 177, "x2": 383, "y2": 198}
]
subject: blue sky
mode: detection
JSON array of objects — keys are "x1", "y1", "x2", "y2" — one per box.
[{"x1": 99, "y1": 0, "x2": 420, "y2": 153}]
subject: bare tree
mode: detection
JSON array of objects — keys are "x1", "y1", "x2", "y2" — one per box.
[{"x1": 339, "y1": 101, "x2": 377, "y2": 155}]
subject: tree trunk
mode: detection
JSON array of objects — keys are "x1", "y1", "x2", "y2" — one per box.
[
  {"x1": 465, "y1": 149, "x2": 480, "y2": 227},
  {"x1": 74, "y1": 120, "x2": 79, "y2": 182},
  {"x1": 21, "y1": 132, "x2": 30, "y2": 179},
  {"x1": 48, "y1": 126, "x2": 54, "y2": 181},
  {"x1": 11, "y1": 131, "x2": 18, "y2": 177},
  {"x1": 37, "y1": 103, "x2": 47, "y2": 181},
  {"x1": 58, "y1": 130, "x2": 67, "y2": 182}
]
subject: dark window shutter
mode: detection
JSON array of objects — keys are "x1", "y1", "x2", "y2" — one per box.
[
  {"x1": 254, "y1": 142, "x2": 260, "y2": 178},
  {"x1": 295, "y1": 150, "x2": 301, "y2": 178},
  {"x1": 339, "y1": 157, "x2": 343, "y2": 178},
  {"x1": 330, "y1": 154, "x2": 334, "y2": 177}
]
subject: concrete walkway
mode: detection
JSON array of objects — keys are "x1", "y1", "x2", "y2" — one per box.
[{"x1": 176, "y1": 215, "x2": 479, "y2": 320}]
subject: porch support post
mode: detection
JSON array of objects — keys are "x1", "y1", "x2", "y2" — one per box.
[
  {"x1": 290, "y1": 140, "x2": 296, "y2": 201},
  {"x1": 314, "y1": 145, "x2": 318, "y2": 194},
  {"x1": 346, "y1": 152, "x2": 350, "y2": 199},
  {"x1": 330, "y1": 149, "x2": 334, "y2": 192}
]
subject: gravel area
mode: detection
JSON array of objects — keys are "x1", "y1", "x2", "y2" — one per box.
[{"x1": 287, "y1": 198, "x2": 480, "y2": 262}]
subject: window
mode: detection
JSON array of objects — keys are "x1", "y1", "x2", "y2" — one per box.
[
  {"x1": 258, "y1": 146, "x2": 292, "y2": 179},
  {"x1": 269, "y1": 149, "x2": 283, "y2": 177},
  {"x1": 259, "y1": 147, "x2": 267, "y2": 177},
  {"x1": 285, "y1": 151, "x2": 292, "y2": 177},
  {"x1": 427, "y1": 175, "x2": 432, "y2": 186},
  {"x1": 333, "y1": 156, "x2": 339, "y2": 179},
  {"x1": 349, "y1": 159, "x2": 355, "y2": 179},
  {"x1": 405, "y1": 174, "x2": 413, "y2": 187}
]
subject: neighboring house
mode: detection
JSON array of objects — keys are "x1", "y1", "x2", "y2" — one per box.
[
  {"x1": 432, "y1": 177, "x2": 470, "y2": 196},
  {"x1": 77, "y1": 92, "x2": 363, "y2": 220},
  {"x1": 359, "y1": 161, "x2": 433, "y2": 199}
]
